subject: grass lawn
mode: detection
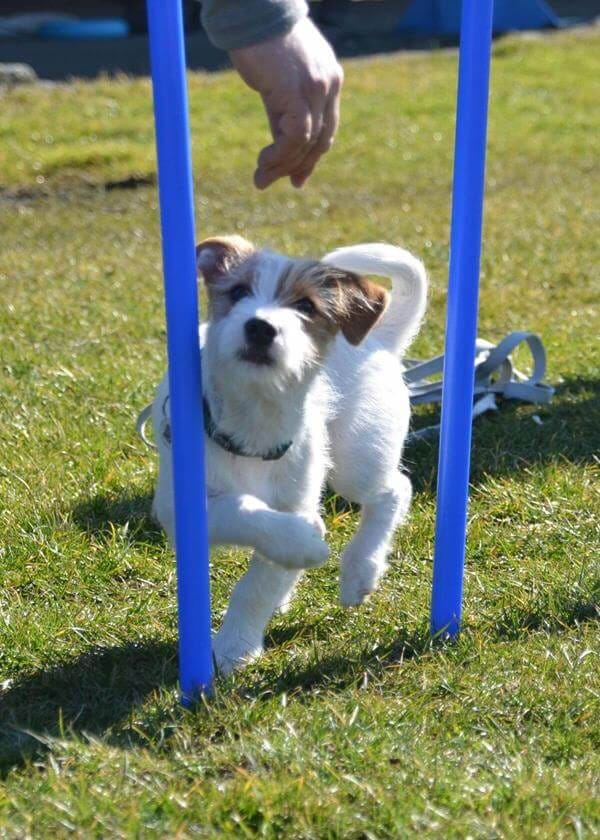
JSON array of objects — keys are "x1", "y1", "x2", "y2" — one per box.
[{"x1": 1, "y1": 27, "x2": 599, "y2": 838}]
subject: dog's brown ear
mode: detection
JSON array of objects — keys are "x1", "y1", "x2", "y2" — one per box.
[
  {"x1": 333, "y1": 272, "x2": 390, "y2": 345},
  {"x1": 196, "y1": 235, "x2": 255, "y2": 284}
]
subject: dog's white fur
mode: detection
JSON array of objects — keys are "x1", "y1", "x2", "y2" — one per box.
[{"x1": 151, "y1": 240, "x2": 427, "y2": 674}]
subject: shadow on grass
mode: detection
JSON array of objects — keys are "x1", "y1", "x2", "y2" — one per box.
[
  {"x1": 0, "y1": 639, "x2": 178, "y2": 776},
  {"x1": 405, "y1": 375, "x2": 600, "y2": 494},
  {"x1": 257, "y1": 623, "x2": 432, "y2": 698},
  {"x1": 255, "y1": 588, "x2": 599, "y2": 699},
  {"x1": 0, "y1": 627, "x2": 433, "y2": 775},
  {"x1": 71, "y1": 489, "x2": 164, "y2": 546},
  {"x1": 2, "y1": 588, "x2": 597, "y2": 776},
  {"x1": 494, "y1": 588, "x2": 599, "y2": 641}
]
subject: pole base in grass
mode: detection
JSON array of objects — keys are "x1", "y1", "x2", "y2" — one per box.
[
  {"x1": 430, "y1": 619, "x2": 460, "y2": 641},
  {"x1": 180, "y1": 687, "x2": 213, "y2": 709}
]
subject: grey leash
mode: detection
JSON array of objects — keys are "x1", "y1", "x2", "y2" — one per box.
[
  {"x1": 136, "y1": 331, "x2": 554, "y2": 449},
  {"x1": 136, "y1": 403, "x2": 157, "y2": 449},
  {"x1": 405, "y1": 331, "x2": 554, "y2": 443}
]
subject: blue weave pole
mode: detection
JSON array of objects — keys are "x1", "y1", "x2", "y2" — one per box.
[
  {"x1": 147, "y1": 0, "x2": 213, "y2": 701},
  {"x1": 430, "y1": 0, "x2": 494, "y2": 637}
]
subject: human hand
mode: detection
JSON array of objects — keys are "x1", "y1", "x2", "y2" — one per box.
[{"x1": 229, "y1": 16, "x2": 343, "y2": 189}]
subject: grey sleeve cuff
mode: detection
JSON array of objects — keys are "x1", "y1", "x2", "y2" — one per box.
[{"x1": 201, "y1": 0, "x2": 309, "y2": 51}]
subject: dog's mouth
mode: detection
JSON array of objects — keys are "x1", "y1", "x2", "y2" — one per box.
[{"x1": 237, "y1": 347, "x2": 275, "y2": 367}]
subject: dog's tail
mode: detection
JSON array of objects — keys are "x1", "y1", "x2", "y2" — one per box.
[{"x1": 322, "y1": 243, "x2": 427, "y2": 355}]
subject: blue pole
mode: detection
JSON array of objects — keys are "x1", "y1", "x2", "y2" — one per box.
[
  {"x1": 147, "y1": 0, "x2": 213, "y2": 700},
  {"x1": 431, "y1": 0, "x2": 494, "y2": 636}
]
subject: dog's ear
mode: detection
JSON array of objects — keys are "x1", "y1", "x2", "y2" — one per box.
[
  {"x1": 332, "y1": 272, "x2": 390, "y2": 345},
  {"x1": 196, "y1": 235, "x2": 255, "y2": 284}
]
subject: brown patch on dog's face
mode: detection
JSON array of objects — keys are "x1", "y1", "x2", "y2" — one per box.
[
  {"x1": 277, "y1": 261, "x2": 389, "y2": 348},
  {"x1": 276, "y1": 261, "x2": 340, "y2": 351},
  {"x1": 196, "y1": 235, "x2": 257, "y2": 319}
]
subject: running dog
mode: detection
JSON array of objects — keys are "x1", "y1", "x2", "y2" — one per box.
[{"x1": 150, "y1": 237, "x2": 427, "y2": 673}]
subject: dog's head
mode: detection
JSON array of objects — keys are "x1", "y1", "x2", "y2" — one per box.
[{"x1": 197, "y1": 235, "x2": 389, "y2": 389}]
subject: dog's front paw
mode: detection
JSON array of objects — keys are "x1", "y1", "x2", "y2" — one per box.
[
  {"x1": 213, "y1": 630, "x2": 263, "y2": 676},
  {"x1": 266, "y1": 513, "x2": 329, "y2": 570},
  {"x1": 305, "y1": 512, "x2": 327, "y2": 539}
]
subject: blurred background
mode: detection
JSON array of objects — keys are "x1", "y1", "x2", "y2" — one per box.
[{"x1": 1, "y1": 0, "x2": 598, "y2": 81}]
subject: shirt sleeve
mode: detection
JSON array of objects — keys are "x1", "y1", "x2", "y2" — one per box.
[{"x1": 201, "y1": 0, "x2": 309, "y2": 51}]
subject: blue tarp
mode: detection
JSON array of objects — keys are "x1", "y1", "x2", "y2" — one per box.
[{"x1": 397, "y1": 0, "x2": 562, "y2": 35}]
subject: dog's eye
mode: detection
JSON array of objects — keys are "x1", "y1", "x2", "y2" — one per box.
[
  {"x1": 293, "y1": 297, "x2": 316, "y2": 316},
  {"x1": 229, "y1": 284, "x2": 251, "y2": 303}
]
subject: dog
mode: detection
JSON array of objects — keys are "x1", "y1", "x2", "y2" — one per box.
[{"x1": 150, "y1": 236, "x2": 427, "y2": 674}]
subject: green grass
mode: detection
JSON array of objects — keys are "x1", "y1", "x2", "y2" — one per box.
[{"x1": 1, "y1": 27, "x2": 599, "y2": 838}]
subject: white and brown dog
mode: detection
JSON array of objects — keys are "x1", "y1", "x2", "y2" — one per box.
[{"x1": 151, "y1": 237, "x2": 427, "y2": 673}]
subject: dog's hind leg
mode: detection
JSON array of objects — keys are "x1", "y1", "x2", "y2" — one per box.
[
  {"x1": 214, "y1": 554, "x2": 302, "y2": 674},
  {"x1": 336, "y1": 472, "x2": 412, "y2": 607}
]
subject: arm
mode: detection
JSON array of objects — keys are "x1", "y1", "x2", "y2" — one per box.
[{"x1": 201, "y1": 0, "x2": 309, "y2": 51}]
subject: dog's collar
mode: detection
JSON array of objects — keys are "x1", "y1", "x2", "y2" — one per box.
[
  {"x1": 202, "y1": 397, "x2": 292, "y2": 461},
  {"x1": 159, "y1": 395, "x2": 292, "y2": 461}
]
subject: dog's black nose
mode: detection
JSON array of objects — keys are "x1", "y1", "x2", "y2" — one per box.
[{"x1": 244, "y1": 318, "x2": 276, "y2": 347}]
